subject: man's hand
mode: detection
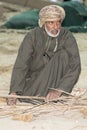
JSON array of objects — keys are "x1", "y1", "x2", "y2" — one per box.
[
  {"x1": 7, "y1": 92, "x2": 17, "y2": 105},
  {"x1": 45, "y1": 90, "x2": 62, "y2": 102}
]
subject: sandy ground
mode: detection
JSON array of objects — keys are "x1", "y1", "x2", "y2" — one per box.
[{"x1": 0, "y1": 2, "x2": 87, "y2": 130}]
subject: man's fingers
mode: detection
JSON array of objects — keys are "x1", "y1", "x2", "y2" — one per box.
[
  {"x1": 45, "y1": 91, "x2": 56, "y2": 102},
  {"x1": 45, "y1": 93, "x2": 50, "y2": 102},
  {"x1": 6, "y1": 92, "x2": 17, "y2": 105},
  {"x1": 7, "y1": 98, "x2": 17, "y2": 105},
  {"x1": 45, "y1": 90, "x2": 62, "y2": 102}
]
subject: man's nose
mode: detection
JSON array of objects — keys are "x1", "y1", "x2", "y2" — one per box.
[{"x1": 53, "y1": 23, "x2": 58, "y2": 29}]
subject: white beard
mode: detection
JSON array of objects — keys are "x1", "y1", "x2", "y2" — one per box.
[{"x1": 45, "y1": 25, "x2": 60, "y2": 37}]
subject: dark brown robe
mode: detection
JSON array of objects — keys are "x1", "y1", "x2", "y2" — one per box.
[{"x1": 10, "y1": 26, "x2": 81, "y2": 98}]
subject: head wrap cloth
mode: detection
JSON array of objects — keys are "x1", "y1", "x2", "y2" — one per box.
[{"x1": 39, "y1": 5, "x2": 65, "y2": 27}]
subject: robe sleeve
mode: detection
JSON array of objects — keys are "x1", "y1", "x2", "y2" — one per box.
[
  {"x1": 58, "y1": 31, "x2": 81, "y2": 93},
  {"x1": 10, "y1": 32, "x2": 34, "y2": 94}
]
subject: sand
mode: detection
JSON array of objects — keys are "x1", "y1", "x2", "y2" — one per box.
[{"x1": 0, "y1": 2, "x2": 87, "y2": 130}]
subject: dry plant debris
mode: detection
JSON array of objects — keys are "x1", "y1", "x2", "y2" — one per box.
[
  {"x1": 12, "y1": 113, "x2": 33, "y2": 122},
  {"x1": 80, "y1": 107, "x2": 87, "y2": 117},
  {"x1": 0, "y1": 88, "x2": 87, "y2": 122}
]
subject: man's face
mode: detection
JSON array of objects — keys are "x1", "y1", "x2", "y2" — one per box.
[{"x1": 45, "y1": 20, "x2": 61, "y2": 35}]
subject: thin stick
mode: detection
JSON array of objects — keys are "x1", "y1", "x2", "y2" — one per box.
[
  {"x1": 49, "y1": 88, "x2": 75, "y2": 97},
  {"x1": 0, "y1": 94, "x2": 45, "y2": 100}
]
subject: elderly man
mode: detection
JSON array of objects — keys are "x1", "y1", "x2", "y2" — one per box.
[{"x1": 7, "y1": 5, "x2": 81, "y2": 105}]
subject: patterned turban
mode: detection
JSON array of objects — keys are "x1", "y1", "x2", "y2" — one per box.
[{"x1": 38, "y1": 5, "x2": 65, "y2": 27}]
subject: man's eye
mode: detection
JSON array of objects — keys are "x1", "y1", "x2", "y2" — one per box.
[{"x1": 49, "y1": 22, "x2": 53, "y2": 24}]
